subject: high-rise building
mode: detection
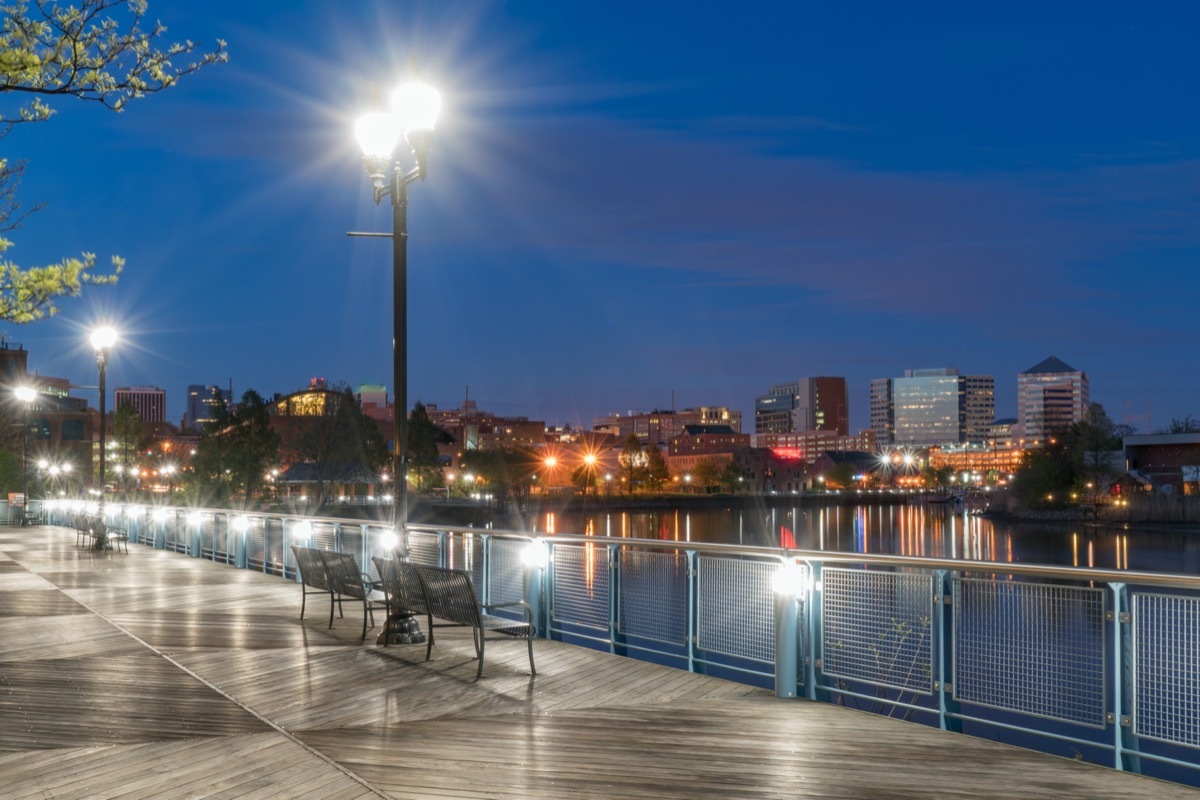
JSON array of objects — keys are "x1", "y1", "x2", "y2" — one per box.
[
  {"x1": 872, "y1": 368, "x2": 994, "y2": 448},
  {"x1": 185, "y1": 385, "x2": 232, "y2": 432},
  {"x1": 115, "y1": 385, "x2": 166, "y2": 424},
  {"x1": 1018, "y1": 356, "x2": 1089, "y2": 444},
  {"x1": 870, "y1": 378, "x2": 894, "y2": 446},
  {"x1": 754, "y1": 377, "x2": 848, "y2": 435}
]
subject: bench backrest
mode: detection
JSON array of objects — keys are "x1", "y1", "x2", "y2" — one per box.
[
  {"x1": 412, "y1": 565, "x2": 482, "y2": 628},
  {"x1": 321, "y1": 551, "x2": 368, "y2": 600},
  {"x1": 290, "y1": 545, "x2": 335, "y2": 592},
  {"x1": 373, "y1": 555, "x2": 429, "y2": 616}
]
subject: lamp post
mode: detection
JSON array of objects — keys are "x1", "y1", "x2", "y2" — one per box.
[
  {"x1": 13, "y1": 386, "x2": 35, "y2": 519},
  {"x1": 90, "y1": 327, "x2": 116, "y2": 547},
  {"x1": 354, "y1": 78, "x2": 442, "y2": 542}
]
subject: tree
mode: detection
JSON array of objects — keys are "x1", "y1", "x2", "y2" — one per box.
[
  {"x1": 1161, "y1": 415, "x2": 1200, "y2": 434},
  {"x1": 224, "y1": 390, "x2": 279, "y2": 506},
  {"x1": 458, "y1": 448, "x2": 537, "y2": 509},
  {"x1": 692, "y1": 459, "x2": 722, "y2": 493},
  {"x1": 719, "y1": 460, "x2": 743, "y2": 493},
  {"x1": 110, "y1": 402, "x2": 142, "y2": 493},
  {"x1": 619, "y1": 434, "x2": 646, "y2": 494},
  {"x1": 645, "y1": 446, "x2": 670, "y2": 492},
  {"x1": 0, "y1": 1, "x2": 226, "y2": 322},
  {"x1": 406, "y1": 402, "x2": 442, "y2": 492}
]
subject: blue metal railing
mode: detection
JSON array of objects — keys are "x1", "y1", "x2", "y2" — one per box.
[{"x1": 37, "y1": 499, "x2": 1200, "y2": 788}]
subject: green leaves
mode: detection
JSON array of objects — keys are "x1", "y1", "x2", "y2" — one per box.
[{"x1": 0, "y1": 1, "x2": 225, "y2": 324}]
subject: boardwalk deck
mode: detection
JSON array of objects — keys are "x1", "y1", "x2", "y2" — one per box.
[{"x1": 0, "y1": 524, "x2": 1194, "y2": 799}]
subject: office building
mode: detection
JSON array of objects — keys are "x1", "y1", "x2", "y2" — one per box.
[
  {"x1": 1018, "y1": 356, "x2": 1089, "y2": 444},
  {"x1": 185, "y1": 384, "x2": 232, "y2": 432},
  {"x1": 871, "y1": 368, "x2": 995, "y2": 448},
  {"x1": 754, "y1": 377, "x2": 848, "y2": 436},
  {"x1": 114, "y1": 385, "x2": 166, "y2": 424}
]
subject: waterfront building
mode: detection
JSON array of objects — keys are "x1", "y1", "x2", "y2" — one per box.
[
  {"x1": 754, "y1": 429, "x2": 877, "y2": 463},
  {"x1": 1018, "y1": 356, "x2": 1089, "y2": 445},
  {"x1": 114, "y1": 385, "x2": 166, "y2": 424},
  {"x1": 594, "y1": 406, "x2": 743, "y2": 446},
  {"x1": 1123, "y1": 433, "x2": 1200, "y2": 494},
  {"x1": 927, "y1": 443, "x2": 1027, "y2": 480},
  {"x1": 184, "y1": 384, "x2": 232, "y2": 432},
  {"x1": 754, "y1": 377, "x2": 848, "y2": 435},
  {"x1": 871, "y1": 368, "x2": 995, "y2": 448}
]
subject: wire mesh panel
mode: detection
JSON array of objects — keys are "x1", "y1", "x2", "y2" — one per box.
[
  {"x1": 489, "y1": 538, "x2": 526, "y2": 605},
  {"x1": 312, "y1": 522, "x2": 337, "y2": 552},
  {"x1": 822, "y1": 568, "x2": 934, "y2": 694},
  {"x1": 262, "y1": 518, "x2": 284, "y2": 574},
  {"x1": 697, "y1": 556, "x2": 782, "y2": 664},
  {"x1": 407, "y1": 531, "x2": 441, "y2": 565},
  {"x1": 551, "y1": 544, "x2": 611, "y2": 632},
  {"x1": 340, "y1": 524, "x2": 365, "y2": 563},
  {"x1": 362, "y1": 525, "x2": 394, "y2": 582},
  {"x1": 246, "y1": 520, "x2": 266, "y2": 569},
  {"x1": 617, "y1": 548, "x2": 687, "y2": 646},
  {"x1": 214, "y1": 515, "x2": 232, "y2": 562},
  {"x1": 1133, "y1": 592, "x2": 1200, "y2": 748},
  {"x1": 164, "y1": 515, "x2": 185, "y2": 553},
  {"x1": 243, "y1": 515, "x2": 265, "y2": 566},
  {"x1": 446, "y1": 532, "x2": 483, "y2": 586},
  {"x1": 953, "y1": 578, "x2": 1106, "y2": 727}
]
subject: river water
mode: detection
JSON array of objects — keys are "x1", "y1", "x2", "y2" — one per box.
[{"x1": 533, "y1": 502, "x2": 1200, "y2": 574}]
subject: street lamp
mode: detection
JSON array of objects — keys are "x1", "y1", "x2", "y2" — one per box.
[
  {"x1": 354, "y1": 77, "x2": 442, "y2": 543},
  {"x1": 90, "y1": 327, "x2": 116, "y2": 546},
  {"x1": 13, "y1": 385, "x2": 36, "y2": 514}
]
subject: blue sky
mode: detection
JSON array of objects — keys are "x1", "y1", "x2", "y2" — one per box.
[{"x1": 6, "y1": 1, "x2": 1198, "y2": 432}]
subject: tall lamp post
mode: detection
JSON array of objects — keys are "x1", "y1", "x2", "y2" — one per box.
[
  {"x1": 354, "y1": 79, "x2": 442, "y2": 541},
  {"x1": 13, "y1": 386, "x2": 36, "y2": 518},
  {"x1": 91, "y1": 327, "x2": 117, "y2": 545}
]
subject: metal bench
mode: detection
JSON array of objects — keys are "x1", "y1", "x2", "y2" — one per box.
[
  {"x1": 372, "y1": 554, "x2": 429, "y2": 644},
  {"x1": 291, "y1": 545, "x2": 386, "y2": 642},
  {"x1": 411, "y1": 563, "x2": 536, "y2": 680}
]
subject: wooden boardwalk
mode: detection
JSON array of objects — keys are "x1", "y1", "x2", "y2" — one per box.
[{"x1": 1, "y1": 524, "x2": 1195, "y2": 799}]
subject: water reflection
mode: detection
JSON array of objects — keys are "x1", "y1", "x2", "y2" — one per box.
[{"x1": 533, "y1": 503, "x2": 1200, "y2": 573}]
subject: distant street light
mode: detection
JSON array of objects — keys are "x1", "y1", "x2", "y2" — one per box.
[
  {"x1": 354, "y1": 77, "x2": 442, "y2": 543},
  {"x1": 163, "y1": 463, "x2": 177, "y2": 499},
  {"x1": 90, "y1": 327, "x2": 117, "y2": 548},
  {"x1": 13, "y1": 385, "x2": 36, "y2": 512}
]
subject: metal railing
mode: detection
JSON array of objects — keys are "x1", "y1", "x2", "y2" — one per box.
[{"x1": 36, "y1": 499, "x2": 1200, "y2": 787}]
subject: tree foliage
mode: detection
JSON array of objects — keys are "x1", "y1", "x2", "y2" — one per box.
[
  {"x1": 189, "y1": 389, "x2": 281, "y2": 507},
  {"x1": 1011, "y1": 402, "x2": 1123, "y2": 507},
  {"x1": 406, "y1": 401, "x2": 442, "y2": 492},
  {"x1": 0, "y1": 1, "x2": 226, "y2": 322}
]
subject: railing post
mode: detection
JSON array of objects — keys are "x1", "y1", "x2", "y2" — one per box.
[
  {"x1": 481, "y1": 534, "x2": 492, "y2": 605},
  {"x1": 1110, "y1": 582, "x2": 1140, "y2": 773},
  {"x1": 608, "y1": 543, "x2": 619, "y2": 655},
  {"x1": 686, "y1": 549, "x2": 698, "y2": 674},
  {"x1": 189, "y1": 513, "x2": 201, "y2": 556},
  {"x1": 774, "y1": 587, "x2": 800, "y2": 698},
  {"x1": 522, "y1": 539, "x2": 547, "y2": 637},
  {"x1": 805, "y1": 560, "x2": 822, "y2": 701},
  {"x1": 936, "y1": 569, "x2": 962, "y2": 732},
  {"x1": 235, "y1": 515, "x2": 248, "y2": 569}
]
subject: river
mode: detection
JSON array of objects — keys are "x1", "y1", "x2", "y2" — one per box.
[{"x1": 524, "y1": 501, "x2": 1200, "y2": 574}]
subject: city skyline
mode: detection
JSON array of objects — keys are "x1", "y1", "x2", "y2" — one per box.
[{"x1": 4, "y1": 2, "x2": 1196, "y2": 433}]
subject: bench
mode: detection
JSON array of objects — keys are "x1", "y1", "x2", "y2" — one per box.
[
  {"x1": 372, "y1": 554, "x2": 429, "y2": 644},
  {"x1": 291, "y1": 545, "x2": 387, "y2": 642},
  {"x1": 408, "y1": 563, "x2": 536, "y2": 680}
]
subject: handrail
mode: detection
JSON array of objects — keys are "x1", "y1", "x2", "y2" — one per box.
[{"x1": 408, "y1": 522, "x2": 1200, "y2": 589}]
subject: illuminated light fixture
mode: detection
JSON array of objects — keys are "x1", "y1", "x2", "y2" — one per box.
[{"x1": 354, "y1": 75, "x2": 442, "y2": 552}]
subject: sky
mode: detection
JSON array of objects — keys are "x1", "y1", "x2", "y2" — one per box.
[{"x1": 5, "y1": 1, "x2": 1199, "y2": 434}]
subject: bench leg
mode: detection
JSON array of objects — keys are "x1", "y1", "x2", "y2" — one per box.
[
  {"x1": 474, "y1": 627, "x2": 485, "y2": 681},
  {"x1": 527, "y1": 636, "x2": 536, "y2": 677}
]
